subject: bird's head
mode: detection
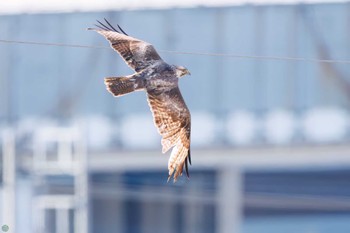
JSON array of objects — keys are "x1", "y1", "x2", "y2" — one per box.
[{"x1": 175, "y1": 66, "x2": 191, "y2": 78}]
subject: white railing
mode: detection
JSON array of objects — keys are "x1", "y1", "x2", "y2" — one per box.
[{"x1": 31, "y1": 125, "x2": 88, "y2": 233}]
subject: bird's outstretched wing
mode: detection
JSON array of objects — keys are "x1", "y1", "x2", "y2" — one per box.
[
  {"x1": 147, "y1": 87, "x2": 191, "y2": 182},
  {"x1": 88, "y1": 19, "x2": 162, "y2": 72}
]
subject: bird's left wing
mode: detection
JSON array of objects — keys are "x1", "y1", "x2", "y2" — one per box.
[
  {"x1": 88, "y1": 19, "x2": 163, "y2": 72},
  {"x1": 147, "y1": 87, "x2": 191, "y2": 182}
]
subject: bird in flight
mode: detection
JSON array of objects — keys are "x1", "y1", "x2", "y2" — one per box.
[{"x1": 88, "y1": 19, "x2": 191, "y2": 182}]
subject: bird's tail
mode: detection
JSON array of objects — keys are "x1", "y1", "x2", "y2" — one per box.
[{"x1": 104, "y1": 76, "x2": 137, "y2": 97}]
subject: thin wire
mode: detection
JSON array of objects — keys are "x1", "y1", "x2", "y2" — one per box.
[
  {"x1": 2, "y1": 38, "x2": 350, "y2": 64},
  {"x1": 161, "y1": 49, "x2": 350, "y2": 64},
  {"x1": 0, "y1": 39, "x2": 109, "y2": 50}
]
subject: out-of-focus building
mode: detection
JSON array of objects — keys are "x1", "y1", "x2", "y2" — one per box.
[{"x1": 1, "y1": 1, "x2": 350, "y2": 233}]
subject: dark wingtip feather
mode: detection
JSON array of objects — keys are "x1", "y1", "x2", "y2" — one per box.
[
  {"x1": 104, "y1": 18, "x2": 120, "y2": 33},
  {"x1": 188, "y1": 149, "x2": 192, "y2": 165},
  {"x1": 93, "y1": 19, "x2": 129, "y2": 36},
  {"x1": 96, "y1": 20, "x2": 111, "y2": 31},
  {"x1": 93, "y1": 23, "x2": 108, "y2": 31},
  {"x1": 117, "y1": 24, "x2": 129, "y2": 36},
  {"x1": 185, "y1": 158, "x2": 190, "y2": 179}
]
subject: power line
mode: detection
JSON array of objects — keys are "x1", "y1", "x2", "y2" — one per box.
[
  {"x1": 161, "y1": 49, "x2": 350, "y2": 64},
  {"x1": 0, "y1": 39, "x2": 108, "y2": 50},
  {"x1": 1, "y1": 38, "x2": 350, "y2": 64}
]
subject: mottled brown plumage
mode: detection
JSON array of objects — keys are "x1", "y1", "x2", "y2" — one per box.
[{"x1": 89, "y1": 19, "x2": 191, "y2": 182}]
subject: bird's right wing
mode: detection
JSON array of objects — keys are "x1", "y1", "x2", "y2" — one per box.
[
  {"x1": 147, "y1": 87, "x2": 191, "y2": 182},
  {"x1": 88, "y1": 19, "x2": 163, "y2": 72}
]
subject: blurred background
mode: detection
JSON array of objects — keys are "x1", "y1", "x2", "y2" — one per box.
[{"x1": 1, "y1": 0, "x2": 350, "y2": 232}]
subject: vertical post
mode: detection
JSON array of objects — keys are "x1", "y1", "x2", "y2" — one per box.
[
  {"x1": 2, "y1": 129, "x2": 16, "y2": 233},
  {"x1": 56, "y1": 208, "x2": 69, "y2": 233},
  {"x1": 184, "y1": 188, "x2": 197, "y2": 233},
  {"x1": 216, "y1": 166, "x2": 242, "y2": 233},
  {"x1": 162, "y1": 202, "x2": 175, "y2": 233},
  {"x1": 141, "y1": 199, "x2": 157, "y2": 233},
  {"x1": 74, "y1": 132, "x2": 89, "y2": 233},
  {"x1": 32, "y1": 202, "x2": 45, "y2": 233}
]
